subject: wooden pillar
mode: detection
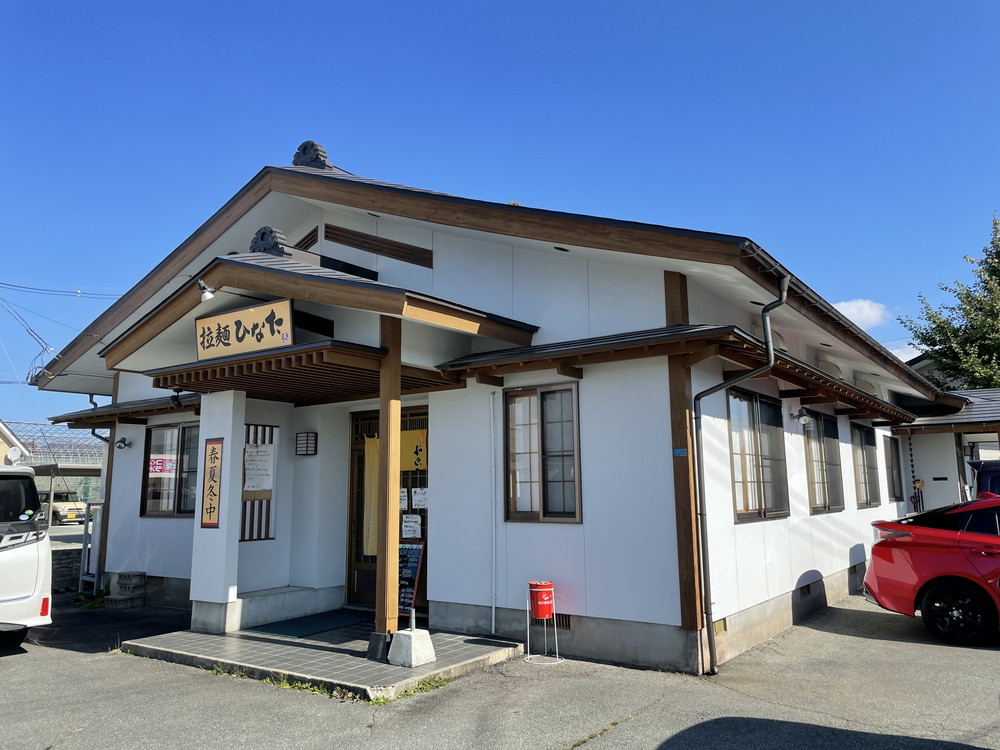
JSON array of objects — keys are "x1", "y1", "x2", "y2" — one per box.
[
  {"x1": 96, "y1": 371, "x2": 121, "y2": 581},
  {"x1": 375, "y1": 316, "x2": 402, "y2": 637},
  {"x1": 665, "y1": 271, "x2": 702, "y2": 631}
]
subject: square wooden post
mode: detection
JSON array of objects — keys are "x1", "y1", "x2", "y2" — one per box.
[{"x1": 368, "y1": 316, "x2": 402, "y2": 659}]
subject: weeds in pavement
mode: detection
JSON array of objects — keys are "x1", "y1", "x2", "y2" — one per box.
[
  {"x1": 568, "y1": 715, "x2": 632, "y2": 749},
  {"x1": 369, "y1": 676, "x2": 452, "y2": 705},
  {"x1": 207, "y1": 663, "x2": 250, "y2": 679}
]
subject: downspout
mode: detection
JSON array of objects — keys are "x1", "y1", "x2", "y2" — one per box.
[
  {"x1": 89, "y1": 395, "x2": 109, "y2": 444},
  {"x1": 490, "y1": 390, "x2": 498, "y2": 634},
  {"x1": 692, "y1": 275, "x2": 789, "y2": 675}
]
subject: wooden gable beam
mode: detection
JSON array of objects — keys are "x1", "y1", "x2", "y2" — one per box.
[
  {"x1": 401, "y1": 298, "x2": 533, "y2": 346},
  {"x1": 475, "y1": 373, "x2": 505, "y2": 388},
  {"x1": 778, "y1": 388, "x2": 822, "y2": 399},
  {"x1": 555, "y1": 363, "x2": 583, "y2": 380},
  {"x1": 799, "y1": 394, "x2": 840, "y2": 405}
]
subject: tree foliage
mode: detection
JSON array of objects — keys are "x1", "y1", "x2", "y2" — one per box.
[{"x1": 901, "y1": 218, "x2": 1000, "y2": 389}]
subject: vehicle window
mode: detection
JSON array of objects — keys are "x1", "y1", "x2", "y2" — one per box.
[
  {"x1": 902, "y1": 506, "x2": 970, "y2": 531},
  {"x1": 964, "y1": 509, "x2": 1000, "y2": 536},
  {"x1": 0, "y1": 477, "x2": 41, "y2": 524}
]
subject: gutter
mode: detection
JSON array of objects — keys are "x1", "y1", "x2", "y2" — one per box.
[{"x1": 692, "y1": 275, "x2": 789, "y2": 675}]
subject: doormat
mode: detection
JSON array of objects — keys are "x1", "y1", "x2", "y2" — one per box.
[{"x1": 245, "y1": 609, "x2": 373, "y2": 637}]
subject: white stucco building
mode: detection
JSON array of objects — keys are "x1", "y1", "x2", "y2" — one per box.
[{"x1": 38, "y1": 141, "x2": 966, "y2": 673}]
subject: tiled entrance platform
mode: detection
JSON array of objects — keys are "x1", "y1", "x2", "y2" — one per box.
[{"x1": 123, "y1": 620, "x2": 522, "y2": 700}]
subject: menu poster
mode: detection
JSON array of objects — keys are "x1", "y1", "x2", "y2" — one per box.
[
  {"x1": 244, "y1": 444, "x2": 274, "y2": 492},
  {"x1": 398, "y1": 542, "x2": 424, "y2": 614},
  {"x1": 411, "y1": 487, "x2": 429, "y2": 509},
  {"x1": 402, "y1": 514, "x2": 421, "y2": 539}
]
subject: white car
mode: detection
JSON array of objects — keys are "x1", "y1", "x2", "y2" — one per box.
[{"x1": 0, "y1": 466, "x2": 52, "y2": 648}]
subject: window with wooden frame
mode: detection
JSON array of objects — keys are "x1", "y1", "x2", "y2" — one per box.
[
  {"x1": 884, "y1": 435, "x2": 904, "y2": 504},
  {"x1": 505, "y1": 385, "x2": 581, "y2": 523},
  {"x1": 141, "y1": 424, "x2": 200, "y2": 516},
  {"x1": 728, "y1": 390, "x2": 789, "y2": 520},
  {"x1": 851, "y1": 423, "x2": 881, "y2": 507},
  {"x1": 803, "y1": 411, "x2": 844, "y2": 514}
]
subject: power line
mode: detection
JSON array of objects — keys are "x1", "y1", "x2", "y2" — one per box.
[
  {"x1": 0, "y1": 296, "x2": 52, "y2": 353},
  {"x1": 0, "y1": 281, "x2": 119, "y2": 299}
]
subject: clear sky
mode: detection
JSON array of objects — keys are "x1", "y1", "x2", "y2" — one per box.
[{"x1": 1, "y1": 1, "x2": 997, "y2": 423}]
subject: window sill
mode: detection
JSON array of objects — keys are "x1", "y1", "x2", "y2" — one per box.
[
  {"x1": 810, "y1": 506, "x2": 845, "y2": 516},
  {"x1": 735, "y1": 512, "x2": 790, "y2": 524}
]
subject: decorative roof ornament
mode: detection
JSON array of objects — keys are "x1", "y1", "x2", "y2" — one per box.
[
  {"x1": 249, "y1": 226, "x2": 291, "y2": 257},
  {"x1": 292, "y1": 140, "x2": 333, "y2": 169}
]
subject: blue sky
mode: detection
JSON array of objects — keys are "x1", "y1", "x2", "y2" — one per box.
[{"x1": 1, "y1": 1, "x2": 997, "y2": 423}]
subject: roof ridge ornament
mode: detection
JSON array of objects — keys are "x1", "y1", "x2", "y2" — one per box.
[
  {"x1": 249, "y1": 226, "x2": 291, "y2": 257},
  {"x1": 292, "y1": 140, "x2": 333, "y2": 169}
]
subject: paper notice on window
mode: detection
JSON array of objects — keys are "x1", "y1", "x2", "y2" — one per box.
[
  {"x1": 400, "y1": 488, "x2": 409, "y2": 510},
  {"x1": 412, "y1": 487, "x2": 429, "y2": 509},
  {"x1": 243, "y1": 444, "x2": 274, "y2": 491},
  {"x1": 402, "y1": 514, "x2": 422, "y2": 539}
]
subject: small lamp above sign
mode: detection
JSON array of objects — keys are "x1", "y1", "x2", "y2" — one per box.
[
  {"x1": 296, "y1": 432, "x2": 318, "y2": 456},
  {"x1": 197, "y1": 280, "x2": 216, "y2": 303}
]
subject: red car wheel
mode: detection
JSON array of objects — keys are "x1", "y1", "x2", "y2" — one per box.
[{"x1": 920, "y1": 581, "x2": 997, "y2": 645}]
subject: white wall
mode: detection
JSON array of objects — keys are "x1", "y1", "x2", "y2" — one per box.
[
  {"x1": 236, "y1": 399, "x2": 295, "y2": 593},
  {"x1": 287, "y1": 402, "x2": 351, "y2": 590},
  {"x1": 910, "y1": 433, "x2": 964, "y2": 510},
  {"x1": 697, "y1": 359, "x2": 905, "y2": 620},
  {"x1": 428, "y1": 358, "x2": 681, "y2": 626},
  {"x1": 104, "y1": 416, "x2": 196, "y2": 579},
  {"x1": 116, "y1": 371, "x2": 163, "y2": 402}
]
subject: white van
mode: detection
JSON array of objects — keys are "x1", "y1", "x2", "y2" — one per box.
[{"x1": 0, "y1": 466, "x2": 51, "y2": 648}]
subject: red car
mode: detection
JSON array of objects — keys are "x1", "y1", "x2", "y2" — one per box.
[{"x1": 864, "y1": 494, "x2": 1000, "y2": 645}]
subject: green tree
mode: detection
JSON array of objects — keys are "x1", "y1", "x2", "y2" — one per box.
[{"x1": 901, "y1": 218, "x2": 1000, "y2": 389}]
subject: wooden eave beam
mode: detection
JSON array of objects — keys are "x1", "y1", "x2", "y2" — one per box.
[
  {"x1": 892, "y1": 422, "x2": 1000, "y2": 436},
  {"x1": 475, "y1": 373, "x2": 505, "y2": 388},
  {"x1": 676, "y1": 344, "x2": 719, "y2": 369},
  {"x1": 269, "y1": 170, "x2": 742, "y2": 267},
  {"x1": 799, "y1": 395, "x2": 840, "y2": 405},
  {"x1": 778, "y1": 388, "x2": 822, "y2": 399},
  {"x1": 38, "y1": 171, "x2": 278, "y2": 386},
  {"x1": 555, "y1": 363, "x2": 583, "y2": 380},
  {"x1": 42, "y1": 164, "x2": 952, "y2": 415},
  {"x1": 401, "y1": 298, "x2": 533, "y2": 346},
  {"x1": 446, "y1": 339, "x2": 715, "y2": 381}
]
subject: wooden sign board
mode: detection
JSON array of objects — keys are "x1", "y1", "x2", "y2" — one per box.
[
  {"x1": 398, "y1": 541, "x2": 424, "y2": 614},
  {"x1": 195, "y1": 298, "x2": 293, "y2": 361},
  {"x1": 201, "y1": 438, "x2": 224, "y2": 528}
]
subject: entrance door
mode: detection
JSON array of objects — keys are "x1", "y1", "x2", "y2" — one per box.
[{"x1": 346, "y1": 408, "x2": 428, "y2": 609}]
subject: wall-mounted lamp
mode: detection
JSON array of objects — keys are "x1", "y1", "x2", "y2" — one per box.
[
  {"x1": 197, "y1": 279, "x2": 216, "y2": 302},
  {"x1": 170, "y1": 387, "x2": 183, "y2": 409},
  {"x1": 296, "y1": 432, "x2": 318, "y2": 456},
  {"x1": 114, "y1": 437, "x2": 131, "y2": 450},
  {"x1": 792, "y1": 407, "x2": 812, "y2": 425}
]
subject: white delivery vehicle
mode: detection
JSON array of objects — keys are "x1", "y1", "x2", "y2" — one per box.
[{"x1": 0, "y1": 465, "x2": 51, "y2": 648}]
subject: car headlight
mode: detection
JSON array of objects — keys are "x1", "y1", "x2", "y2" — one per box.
[{"x1": 57, "y1": 505, "x2": 67, "y2": 511}]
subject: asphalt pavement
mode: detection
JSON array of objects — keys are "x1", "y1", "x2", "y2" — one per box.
[{"x1": 1, "y1": 594, "x2": 997, "y2": 750}]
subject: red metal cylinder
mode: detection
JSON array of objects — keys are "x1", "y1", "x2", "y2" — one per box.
[{"x1": 529, "y1": 580, "x2": 555, "y2": 619}]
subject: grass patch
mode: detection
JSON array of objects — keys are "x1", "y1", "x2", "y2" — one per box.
[
  {"x1": 369, "y1": 676, "x2": 452, "y2": 705},
  {"x1": 207, "y1": 663, "x2": 250, "y2": 679},
  {"x1": 568, "y1": 715, "x2": 632, "y2": 749}
]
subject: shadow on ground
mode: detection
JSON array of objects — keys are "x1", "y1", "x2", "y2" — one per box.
[
  {"x1": 798, "y1": 596, "x2": 1000, "y2": 649},
  {"x1": 660, "y1": 718, "x2": 980, "y2": 749},
  {"x1": 2, "y1": 592, "x2": 190, "y2": 656}
]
